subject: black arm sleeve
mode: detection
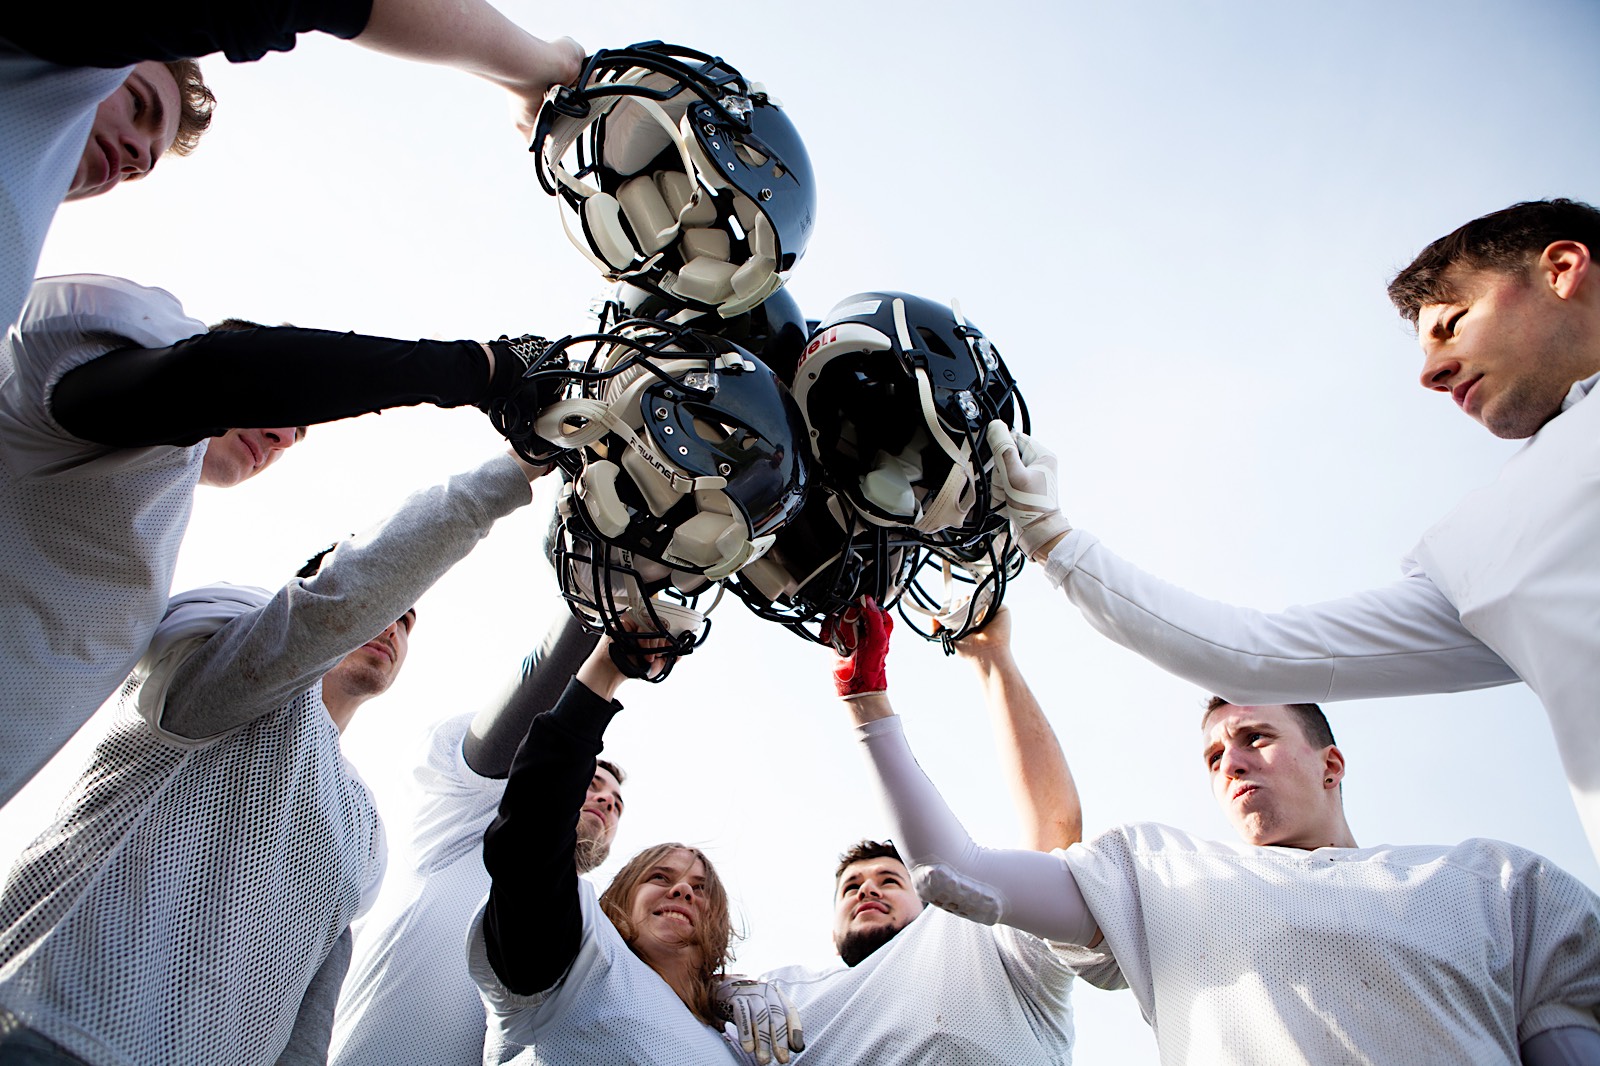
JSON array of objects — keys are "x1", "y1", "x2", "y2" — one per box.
[
  {"x1": 3, "y1": 0, "x2": 372, "y2": 68},
  {"x1": 50, "y1": 326, "x2": 489, "y2": 447},
  {"x1": 481, "y1": 678, "x2": 622, "y2": 997},
  {"x1": 464, "y1": 613, "x2": 601, "y2": 779}
]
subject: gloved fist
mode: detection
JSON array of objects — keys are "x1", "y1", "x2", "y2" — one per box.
[
  {"x1": 714, "y1": 976, "x2": 805, "y2": 1065},
  {"x1": 985, "y1": 421, "x2": 1071, "y2": 562},
  {"x1": 822, "y1": 597, "x2": 893, "y2": 700},
  {"x1": 480, "y1": 334, "x2": 568, "y2": 463}
]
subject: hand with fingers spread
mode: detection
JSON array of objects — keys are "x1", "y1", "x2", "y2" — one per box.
[
  {"x1": 714, "y1": 976, "x2": 805, "y2": 1064},
  {"x1": 985, "y1": 421, "x2": 1071, "y2": 561},
  {"x1": 823, "y1": 597, "x2": 893, "y2": 700}
]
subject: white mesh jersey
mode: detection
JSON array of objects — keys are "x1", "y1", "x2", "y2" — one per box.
[
  {"x1": 1058, "y1": 822, "x2": 1600, "y2": 1065},
  {"x1": 762, "y1": 904, "x2": 1075, "y2": 1065},
  {"x1": 0, "y1": 273, "x2": 207, "y2": 805},
  {"x1": 0, "y1": 49, "x2": 130, "y2": 332},
  {"x1": 331, "y1": 713, "x2": 503, "y2": 1066},
  {"x1": 468, "y1": 880, "x2": 747, "y2": 1065},
  {"x1": 0, "y1": 592, "x2": 386, "y2": 1066}
]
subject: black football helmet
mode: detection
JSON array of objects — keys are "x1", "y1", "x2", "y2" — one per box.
[
  {"x1": 553, "y1": 507, "x2": 717, "y2": 681},
  {"x1": 791, "y1": 292, "x2": 1027, "y2": 546},
  {"x1": 531, "y1": 317, "x2": 809, "y2": 580},
  {"x1": 599, "y1": 280, "x2": 810, "y2": 385},
  {"x1": 897, "y1": 531, "x2": 1026, "y2": 652},
  {"x1": 724, "y1": 485, "x2": 920, "y2": 644},
  {"x1": 534, "y1": 42, "x2": 816, "y2": 317}
]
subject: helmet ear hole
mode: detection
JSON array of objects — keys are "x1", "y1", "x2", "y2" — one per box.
[{"x1": 583, "y1": 193, "x2": 639, "y2": 270}]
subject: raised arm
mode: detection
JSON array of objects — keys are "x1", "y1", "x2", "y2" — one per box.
[
  {"x1": 5, "y1": 0, "x2": 579, "y2": 136},
  {"x1": 989, "y1": 421, "x2": 1520, "y2": 703},
  {"x1": 952, "y1": 606, "x2": 1081, "y2": 852},
  {"x1": 464, "y1": 613, "x2": 600, "y2": 779},
  {"x1": 49, "y1": 327, "x2": 558, "y2": 449},
  {"x1": 353, "y1": 0, "x2": 581, "y2": 138},
  {"x1": 145, "y1": 453, "x2": 540, "y2": 740},
  {"x1": 829, "y1": 601, "x2": 1098, "y2": 946},
  {"x1": 480, "y1": 639, "x2": 630, "y2": 995}
]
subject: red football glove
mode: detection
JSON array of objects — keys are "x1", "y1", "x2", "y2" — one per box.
[{"x1": 823, "y1": 597, "x2": 893, "y2": 700}]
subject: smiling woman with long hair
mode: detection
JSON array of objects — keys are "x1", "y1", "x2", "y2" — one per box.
[{"x1": 467, "y1": 635, "x2": 749, "y2": 1064}]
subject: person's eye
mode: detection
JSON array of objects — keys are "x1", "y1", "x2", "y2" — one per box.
[
  {"x1": 1206, "y1": 751, "x2": 1220, "y2": 767},
  {"x1": 127, "y1": 87, "x2": 145, "y2": 119},
  {"x1": 1249, "y1": 732, "x2": 1267, "y2": 744},
  {"x1": 1447, "y1": 309, "x2": 1467, "y2": 334}
]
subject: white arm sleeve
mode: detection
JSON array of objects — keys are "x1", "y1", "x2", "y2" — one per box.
[
  {"x1": 856, "y1": 717, "x2": 1098, "y2": 946},
  {"x1": 1046, "y1": 530, "x2": 1520, "y2": 703}
]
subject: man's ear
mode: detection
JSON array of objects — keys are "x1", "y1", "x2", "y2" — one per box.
[
  {"x1": 1540, "y1": 240, "x2": 1591, "y2": 300},
  {"x1": 1322, "y1": 745, "x2": 1346, "y2": 790}
]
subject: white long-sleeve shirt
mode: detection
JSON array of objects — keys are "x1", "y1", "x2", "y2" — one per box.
[{"x1": 1045, "y1": 372, "x2": 1600, "y2": 855}]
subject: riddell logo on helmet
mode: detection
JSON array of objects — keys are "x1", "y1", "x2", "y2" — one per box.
[{"x1": 796, "y1": 328, "x2": 836, "y2": 372}]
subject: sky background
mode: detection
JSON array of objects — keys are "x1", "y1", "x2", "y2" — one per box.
[{"x1": 4, "y1": 1, "x2": 1599, "y2": 1061}]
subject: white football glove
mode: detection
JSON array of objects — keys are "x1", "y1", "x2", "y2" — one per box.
[
  {"x1": 714, "y1": 976, "x2": 805, "y2": 1064},
  {"x1": 985, "y1": 421, "x2": 1071, "y2": 561}
]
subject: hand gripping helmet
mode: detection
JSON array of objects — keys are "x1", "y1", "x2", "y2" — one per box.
[
  {"x1": 724, "y1": 485, "x2": 919, "y2": 644},
  {"x1": 534, "y1": 317, "x2": 809, "y2": 580},
  {"x1": 600, "y1": 280, "x2": 810, "y2": 385},
  {"x1": 534, "y1": 42, "x2": 816, "y2": 317},
  {"x1": 791, "y1": 292, "x2": 1027, "y2": 545},
  {"x1": 897, "y1": 532, "x2": 1026, "y2": 652},
  {"x1": 553, "y1": 498, "x2": 718, "y2": 681}
]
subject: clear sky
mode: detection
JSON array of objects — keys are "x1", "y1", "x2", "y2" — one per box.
[{"x1": 4, "y1": 1, "x2": 1598, "y2": 1061}]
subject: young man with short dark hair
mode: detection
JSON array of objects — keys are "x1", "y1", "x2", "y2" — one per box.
[
  {"x1": 845, "y1": 598, "x2": 1600, "y2": 1065},
  {"x1": 988, "y1": 197, "x2": 1600, "y2": 859},
  {"x1": 0, "y1": 450, "x2": 545, "y2": 1065}
]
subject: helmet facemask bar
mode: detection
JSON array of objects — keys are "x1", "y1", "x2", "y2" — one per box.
[
  {"x1": 797, "y1": 293, "x2": 1029, "y2": 545},
  {"x1": 537, "y1": 319, "x2": 807, "y2": 581},
  {"x1": 897, "y1": 526, "x2": 1025, "y2": 653},
  {"x1": 532, "y1": 42, "x2": 813, "y2": 317},
  {"x1": 726, "y1": 490, "x2": 920, "y2": 645},
  {"x1": 555, "y1": 515, "x2": 716, "y2": 681}
]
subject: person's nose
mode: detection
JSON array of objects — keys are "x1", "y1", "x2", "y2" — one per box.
[
  {"x1": 118, "y1": 128, "x2": 155, "y2": 178},
  {"x1": 669, "y1": 879, "x2": 696, "y2": 902},
  {"x1": 1219, "y1": 744, "x2": 1252, "y2": 779},
  {"x1": 261, "y1": 427, "x2": 300, "y2": 454},
  {"x1": 590, "y1": 790, "x2": 613, "y2": 813},
  {"x1": 1419, "y1": 350, "x2": 1461, "y2": 393},
  {"x1": 860, "y1": 879, "x2": 883, "y2": 899}
]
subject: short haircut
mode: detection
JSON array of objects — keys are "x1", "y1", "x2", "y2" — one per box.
[
  {"x1": 163, "y1": 59, "x2": 215, "y2": 157},
  {"x1": 1202, "y1": 696, "x2": 1336, "y2": 750},
  {"x1": 596, "y1": 758, "x2": 625, "y2": 786},
  {"x1": 834, "y1": 839, "x2": 905, "y2": 882},
  {"x1": 1387, "y1": 198, "x2": 1600, "y2": 324},
  {"x1": 208, "y1": 318, "x2": 265, "y2": 333}
]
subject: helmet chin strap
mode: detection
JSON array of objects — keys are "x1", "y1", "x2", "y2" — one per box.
[
  {"x1": 545, "y1": 87, "x2": 709, "y2": 278},
  {"x1": 891, "y1": 298, "x2": 978, "y2": 535}
]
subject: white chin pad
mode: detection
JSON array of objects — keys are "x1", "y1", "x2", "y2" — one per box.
[
  {"x1": 671, "y1": 256, "x2": 738, "y2": 306},
  {"x1": 657, "y1": 170, "x2": 717, "y2": 226},
  {"x1": 666, "y1": 510, "x2": 745, "y2": 571},
  {"x1": 739, "y1": 554, "x2": 795, "y2": 601},
  {"x1": 578, "y1": 459, "x2": 630, "y2": 539},
  {"x1": 861, "y1": 450, "x2": 920, "y2": 519},
  {"x1": 583, "y1": 193, "x2": 638, "y2": 270},
  {"x1": 730, "y1": 255, "x2": 778, "y2": 301},
  {"x1": 679, "y1": 227, "x2": 731, "y2": 262},
  {"x1": 617, "y1": 174, "x2": 678, "y2": 255},
  {"x1": 630, "y1": 597, "x2": 705, "y2": 641}
]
